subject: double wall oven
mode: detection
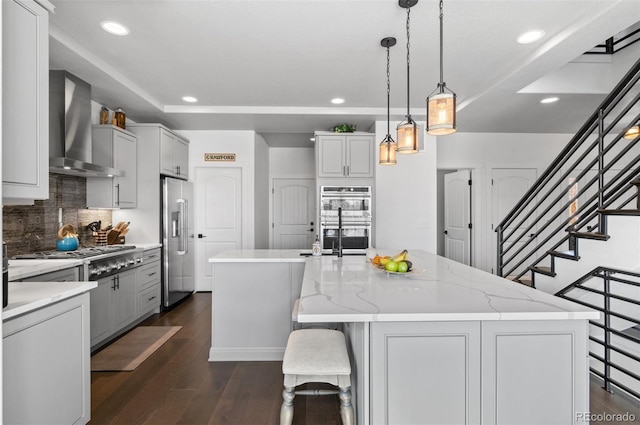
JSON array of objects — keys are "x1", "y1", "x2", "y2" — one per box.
[{"x1": 320, "y1": 186, "x2": 371, "y2": 253}]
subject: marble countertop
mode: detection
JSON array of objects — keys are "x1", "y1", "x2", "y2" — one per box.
[
  {"x1": 8, "y1": 259, "x2": 85, "y2": 281},
  {"x1": 3, "y1": 281, "x2": 97, "y2": 321},
  {"x1": 297, "y1": 250, "x2": 600, "y2": 323}
]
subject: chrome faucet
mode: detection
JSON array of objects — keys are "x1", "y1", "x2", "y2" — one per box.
[{"x1": 334, "y1": 207, "x2": 343, "y2": 257}]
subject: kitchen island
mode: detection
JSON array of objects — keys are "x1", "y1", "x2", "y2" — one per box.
[{"x1": 210, "y1": 249, "x2": 599, "y2": 425}]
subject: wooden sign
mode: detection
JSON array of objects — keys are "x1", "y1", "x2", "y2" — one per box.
[{"x1": 204, "y1": 153, "x2": 236, "y2": 162}]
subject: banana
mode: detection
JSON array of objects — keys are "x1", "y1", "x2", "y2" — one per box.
[{"x1": 391, "y1": 249, "x2": 408, "y2": 263}]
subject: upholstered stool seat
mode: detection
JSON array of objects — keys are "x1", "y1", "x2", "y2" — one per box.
[{"x1": 280, "y1": 329, "x2": 353, "y2": 425}]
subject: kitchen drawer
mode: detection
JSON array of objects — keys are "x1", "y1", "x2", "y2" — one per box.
[
  {"x1": 138, "y1": 284, "x2": 160, "y2": 316},
  {"x1": 138, "y1": 262, "x2": 160, "y2": 291},
  {"x1": 143, "y1": 248, "x2": 161, "y2": 264},
  {"x1": 20, "y1": 267, "x2": 80, "y2": 282}
]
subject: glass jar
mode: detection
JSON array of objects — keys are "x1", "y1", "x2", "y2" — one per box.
[{"x1": 114, "y1": 107, "x2": 126, "y2": 129}]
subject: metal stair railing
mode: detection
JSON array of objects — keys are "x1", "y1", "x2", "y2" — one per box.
[
  {"x1": 556, "y1": 267, "x2": 640, "y2": 399},
  {"x1": 496, "y1": 56, "x2": 640, "y2": 282}
]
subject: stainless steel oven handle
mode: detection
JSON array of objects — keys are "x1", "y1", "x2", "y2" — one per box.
[{"x1": 321, "y1": 222, "x2": 371, "y2": 228}]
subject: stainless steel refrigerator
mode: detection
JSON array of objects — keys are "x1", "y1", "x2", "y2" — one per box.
[{"x1": 162, "y1": 177, "x2": 195, "y2": 309}]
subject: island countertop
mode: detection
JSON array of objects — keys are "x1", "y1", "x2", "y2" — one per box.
[{"x1": 297, "y1": 249, "x2": 600, "y2": 323}]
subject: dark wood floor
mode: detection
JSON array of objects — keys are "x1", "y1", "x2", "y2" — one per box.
[{"x1": 90, "y1": 293, "x2": 640, "y2": 425}]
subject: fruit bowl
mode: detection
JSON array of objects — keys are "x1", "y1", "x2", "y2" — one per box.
[{"x1": 369, "y1": 258, "x2": 413, "y2": 274}]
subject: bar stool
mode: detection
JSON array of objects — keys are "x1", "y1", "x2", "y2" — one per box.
[{"x1": 280, "y1": 329, "x2": 354, "y2": 425}]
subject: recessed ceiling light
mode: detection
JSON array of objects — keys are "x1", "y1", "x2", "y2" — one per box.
[
  {"x1": 100, "y1": 21, "x2": 130, "y2": 36},
  {"x1": 331, "y1": 98, "x2": 345, "y2": 105},
  {"x1": 517, "y1": 30, "x2": 545, "y2": 44},
  {"x1": 540, "y1": 97, "x2": 559, "y2": 104},
  {"x1": 310, "y1": 137, "x2": 316, "y2": 142},
  {"x1": 182, "y1": 96, "x2": 198, "y2": 103}
]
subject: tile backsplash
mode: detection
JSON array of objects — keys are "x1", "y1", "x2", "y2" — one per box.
[{"x1": 3, "y1": 174, "x2": 112, "y2": 257}]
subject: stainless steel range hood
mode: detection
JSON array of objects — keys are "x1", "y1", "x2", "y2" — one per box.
[{"x1": 49, "y1": 71, "x2": 123, "y2": 177}]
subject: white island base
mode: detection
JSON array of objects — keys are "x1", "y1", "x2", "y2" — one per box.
[{"x1": 210, "y1": 249, "x2": 598, "y2": 425}]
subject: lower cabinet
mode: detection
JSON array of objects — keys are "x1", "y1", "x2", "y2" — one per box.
[
  {"x1": 90, "y1": 269, "x2": 137, "y2": 349},
  {"x1": 370, "y1": 320, "x2": 589, "y2": 425},
  {"x1": 3, "y1": 292, "x2": 91, "y2": 425},
  {"x1": 89, "y1": 249, "x2": 162, "y2": 350},
  {"x1": 137, "y1": 248, "x2": 161, "y2": 318},
  {"x1": 371, "y1": 321, "x2": 481, "y2": 425}
]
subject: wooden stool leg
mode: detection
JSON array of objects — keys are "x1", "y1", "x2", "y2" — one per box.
[
  {"x1": 280, "y1": 386, "x2": 295, "y2": 425},
  {"x1": 339, "y1": 386, "x2": 354, "y2": 425}
]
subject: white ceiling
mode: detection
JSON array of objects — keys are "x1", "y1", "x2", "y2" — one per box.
[{"x1": 47, "y1": 0, "x2": 640, "y2": 147}]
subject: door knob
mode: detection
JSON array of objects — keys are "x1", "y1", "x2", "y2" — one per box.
[
  {"x1": 198, "y1": 234, "x2": 207, "y2": 238},
  {"x1": 443, "y1": 230, "x2": 448, "y2": 235}
]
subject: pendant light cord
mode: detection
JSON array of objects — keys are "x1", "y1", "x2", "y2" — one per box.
[
  {"x1": 405, "y1": 5, "x2": 411, "y2": 117},
  {"x1": 438, "y1": 0, "x2": 444, "y2": 91},
  {"x1": 387, "y1": 43, "x2": 391, "y2": 136}
]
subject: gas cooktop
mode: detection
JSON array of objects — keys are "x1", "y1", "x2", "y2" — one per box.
[{"x1": 12, "y1": 245, "x2": 137, "y2": 260}]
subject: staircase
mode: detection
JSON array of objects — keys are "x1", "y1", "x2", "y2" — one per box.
[
  {"x1": 496, "y1": 56, "x2": 640, "y2": 401},
  {"x1": 496, "y1": 55, "x2": 640, "y2": 292}
]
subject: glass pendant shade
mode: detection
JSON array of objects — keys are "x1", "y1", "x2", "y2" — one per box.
[
  {"x1": 379, "y1": 136, "x2": 397, "y2": 165},
  {"x1": 623, "y1": 125, "x2": 639, "y2": 140},
  {"x1": 427, "y1": 91, "x2": 456, "y2": 135},
  {"x1": 397, "y1": 119, "x2": 418, "y2": 153}
]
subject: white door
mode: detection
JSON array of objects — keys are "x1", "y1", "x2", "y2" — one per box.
[
  {"x1": 195, "y1": 167, "x2": 243, "y2": 291},
  {"x1": 444, "y1": 170, "x2": 471, "y2": 265},
  {"x1": 491, "y1": 168, "x2": 538, "y2": 276},
  {"x1": 272, "y1": 178, "x2": 316, "y2": 249}
]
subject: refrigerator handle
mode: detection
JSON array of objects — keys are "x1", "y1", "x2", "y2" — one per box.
[
  {"x1": 184, "y1": 199, "x2": 189, "y2": 255},
  {"x1": 177, "y1": 199, "x2": 187, "y2": 254}
]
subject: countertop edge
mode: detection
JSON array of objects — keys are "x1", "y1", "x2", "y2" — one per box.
[
  {"x1": 2, "y1": 281, "x2": 97, "y2": 321},
  {"x1": 297, "y1": 311, "x2": 601, "y2": 323}
]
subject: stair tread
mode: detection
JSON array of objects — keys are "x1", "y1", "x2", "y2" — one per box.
[
  {"x1": 598, "y1": 208, "x2": 640, "y2": 216},
  {"x1": 529, "y1": 265, "x2": 557, "y2": 277},
  {"x1": 570, "y1": 231, "x2": 610, "y2": 241},
  {"x1": 505, "y1": 275, "x2": 533, "y2": 287},
  {"x1": 548, "y1": 249, "x2": 580, "y2": 260}
]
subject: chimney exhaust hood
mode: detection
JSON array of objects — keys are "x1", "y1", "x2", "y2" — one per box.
[{"x1": 49, "y1": 71, "x2": 123, "y2": 177}]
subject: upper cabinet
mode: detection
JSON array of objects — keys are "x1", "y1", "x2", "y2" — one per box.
[
  {"x1": 160, "y1": 128, "x2": 189, "y2": 180},
  {"x1": 315, "y1": 132, "x2": 375, "y2": 179},
  {"x1": 2, "y1": 0, "x2": 53, "y2": 202},
  {"x1": 86, "y1": 126, "x2": 138, "y2": 209}
]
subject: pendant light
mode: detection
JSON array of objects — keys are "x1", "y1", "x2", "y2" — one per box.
[
  {"x1": 397, "y1": 0, "x2": 419, "y2": 154},
  {"x1": 379, "y1": 37, "x2": 398, "y2": 165},
  {"x1": 624, "y1": 124, "x2": 639, "y2": 140},
  {"x1": 427, "y1": 0, "x2": 457, "y2": 136}
]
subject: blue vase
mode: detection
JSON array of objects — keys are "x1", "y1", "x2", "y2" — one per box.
[{"x1": 56, "y1": 237, "x2": 79, "y2": 251}]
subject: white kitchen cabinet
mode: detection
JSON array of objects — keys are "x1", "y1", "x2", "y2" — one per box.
[
  {"x1": 90, "y1": 268, "x2": 137, "y2": 349},
  {"x1": 137, "y1": 247, "x2": 161, "y2": 318},
  {"x1": 3, "y1": 292, "x2": 91, "y2": 425},
  {"x1": 113, "y1": 124, "x2": 190, "y2": 244},
  {"x1": 315, "y1": 132, "x2": 374, "y2": 178},
  {"x1": 87, "y1": 125, "x2": 138, "y2": 208},
  {"x1": 160, "y1": 127, "x2": 189, "y2": 179},
  {"x1": 2, "y1": 0, "x2": 53, "y2": 202},
  {"x1": 369, "y1": 319, "x2": 589, "y2": 425}
]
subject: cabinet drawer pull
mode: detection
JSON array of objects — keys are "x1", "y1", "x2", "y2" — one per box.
[
  {"x1": 148, "y1": 272, "x2": 157, "y2": 277},
  {"x1": 148, "y1": 296, "x2": 157, "y2": 301},
  {"x1": 147, "y1": 254, "x2": 158, "y2": 259}
]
